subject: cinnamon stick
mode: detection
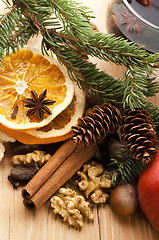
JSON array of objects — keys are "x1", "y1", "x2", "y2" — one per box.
[
  {"x1": 136, "y1": 0, "x2": 151, "y2": 6},
  {"x1": 22, "y1": 139, "x2": 76, "y2": 200},
  {"x1": 23, "y1": 142, "x2": 98, "y2": 211}
]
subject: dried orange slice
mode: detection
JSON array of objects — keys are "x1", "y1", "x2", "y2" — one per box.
[
  {"x1": 0, "y1": 84, "x2": 85, "y2": 144},
  {"x1": 0, "y1": 47, "x2": 74, "y2": 130}
]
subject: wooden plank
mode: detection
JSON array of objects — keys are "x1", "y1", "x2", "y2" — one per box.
[{"x1": 0, "y1": 0, "x2": 159, "y2": 240}]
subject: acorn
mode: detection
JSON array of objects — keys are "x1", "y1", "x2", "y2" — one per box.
[{"x1": 110, "y1": 183, "x2": 137, "y2": 216}]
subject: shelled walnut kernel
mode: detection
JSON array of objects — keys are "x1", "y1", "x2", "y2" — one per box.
[
  {"x1": 77, "y1": 160, "x2": 112, "y2": 203},
  {"x1": 12, "y1": 150, "x2": 51, "y2": 167},
  {"x1": 0, "y1": 130, "x2": 16, "y2": 161},
  {"x1": 50, "y1": 188, "x2": 93, "y2": 228}
]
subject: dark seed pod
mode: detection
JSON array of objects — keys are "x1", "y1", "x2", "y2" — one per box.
[
  {"x1": 13, "y1": 143, "x2": 44, "y2": 155},
  {"x1": 8, "y1": 166, "x2": 38, "y2": 188}
]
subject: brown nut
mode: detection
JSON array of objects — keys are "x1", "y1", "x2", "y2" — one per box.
[
  {"x1": 50, "y1": 188, "x2": 93, "y2": 228},
  {"x1": 77, "y1": 160, "x2": 112, "y2": 203},
  {"x1": 110, "y1": 183, "x2": 138, "y2": 216}
]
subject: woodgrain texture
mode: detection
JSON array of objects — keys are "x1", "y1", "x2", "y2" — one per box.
[{"x1": 0, "y1": 0, "x2": 159, "y2": 240}]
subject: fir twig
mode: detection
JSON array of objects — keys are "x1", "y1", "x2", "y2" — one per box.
[
  {"x1": 109, "y1": 149, "x2": 144, "y2": 186},
  {"x1": 0, "y1": 0, "x2": 158, "y2": 112},
  {"x1": 143, "y1": 100, "x2": 159, "y2": 140},
  {"x1": 0, "y1": 4, "x2": 17, "y2": 27},
  {"x1": 0, "y1": 0, "x2": 158, "y2": 181}
]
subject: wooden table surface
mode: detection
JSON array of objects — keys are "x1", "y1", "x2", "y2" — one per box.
[{"x1": 0, "y1": 0, "x2": 159, "y2": 239}]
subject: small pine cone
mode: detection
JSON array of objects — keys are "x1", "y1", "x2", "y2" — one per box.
[
  {"x1": 120, "y1": 108, "x2": 158, "y2": 164},
  {"x1": 72, "y1": 103, "x2": 121, "y2": 146}
]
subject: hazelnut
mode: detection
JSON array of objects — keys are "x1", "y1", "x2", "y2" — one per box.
[{"x1": 110, "y1": 183, "x2": 137, "y2": 216}]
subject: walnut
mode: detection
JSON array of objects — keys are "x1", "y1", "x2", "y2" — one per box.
[
  {"x1": 0, "y1": 130, "x2": 16, "y2": 162},
  {"x1": 0, "y1": 130, "x2": 16, "y2": 143},
  {"x1": 77, "y1": 161, "x2": 112, "y2": 204},
  {"x1": 12, "y1": 150, "x2": 51, "y2": 167},
  {"x1": 50, "y1": 188, "x2": 93, "y2": 228},
  {"x1": 0, "y1": 143, "x2": 5, "y2": 162}
]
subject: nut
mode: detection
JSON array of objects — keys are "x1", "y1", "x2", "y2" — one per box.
[
  {"x1": 12, "y1": 150, "x2": 51, "y2": 167},
  {"x1": 0, "y1": 130, "x2": 16, "y2": 162},
  {"x1": 77, "y1": 160, "x2": 112, "y2": 203},
  {"x1": 90, "y1": 189, "x2": 109, "y2": 204},
  {"x1": 110, "y1": 184, "x2": 137, "y2": 216},
  {"x1": 0, "y1": 143, "x2": 5, "y2": 162},
  {"x1": 50, "y1": 188, "x2": 93, "y2": 228},
  {"x1": 0, "y1": 130, "x2": 16, "y2": 143}
]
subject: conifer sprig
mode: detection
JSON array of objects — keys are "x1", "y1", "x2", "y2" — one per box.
[
  {"x1": 109, "y1": 149, "x2": 144, "y2": 186},
  {"x1": 0, "y1": 0, "x2": 158, "y2": 184},
  {"x1": 0, "y1": 0, "x2": 159, "y2": 114}
]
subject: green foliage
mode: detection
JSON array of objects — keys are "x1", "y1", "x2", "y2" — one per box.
[
  {"x1": 0, "y1": 0, "x2": 159, "y2": 111},
  {"x1": 0, "y1": 0, "x2": 158, "y2": 184},
  {"x1": 109, "y1": 149, "x2": 144, "y2": 186},
  {"x1": 0, "y1": 6, "x2": 34, "y2": 61},
  {"x1": 143, "y1": 100, "x2": 159, "y2": 140}
]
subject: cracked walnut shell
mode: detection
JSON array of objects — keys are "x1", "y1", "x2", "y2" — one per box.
[
  {"x1": 12, "y1": 150, "x2": 51, "y2": 167},
  {"x1": 50, "y1": 188, "x2": 93, "y2": 228},
  {"x1": 0, "y1": 130, "x2": 16, "y2": 162},
  {"x1": 77, "y1": 160, "x2": 112, "y2": 203}
]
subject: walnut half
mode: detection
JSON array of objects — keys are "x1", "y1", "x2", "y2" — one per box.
[
  {"x1": 0, "y1": 130, "x2": 16, "y2": 162},
  {"x1": 77, "y1": 160, "x2": 112, "y2": 204},
  {"x1": 50, "y1": 188, "x2": 93, "y2": 228},
  {"x1": 12, "y1": 150, "x2": 51, "y2": 167}
]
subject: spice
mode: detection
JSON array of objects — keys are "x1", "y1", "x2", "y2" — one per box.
[
  {"x1": 13, "y1": 143, "x2": 44, "y2": 155},
  {"x1": 136, "y1": 0, "x2": 151, "y2": 6},
  {"x1": 120, "y1": 12, "x2": 143, "y2": 33},
  {"x1": 22, "y1": 89, "x2": 56, "y2": 120},
  {"x1": 8, "y1": 166, "x2": 38, "y2": 188},
  {"x1": 22, "y1": 139, "x2": 77, "y2": 202},
  {"x1": 11, "y1": 105, "x2": 19, "y2": 119},
  {"x1": 22, "y1": 139, "x2": 98, "y2": 211}
]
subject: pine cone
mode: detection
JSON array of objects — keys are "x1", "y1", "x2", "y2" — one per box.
[
  {"x1": 120, "y1": 108, "x2": 158, "y2": 164},
  {"x1": 72, "y1": 103, "x2": 121, "y2": 146}
]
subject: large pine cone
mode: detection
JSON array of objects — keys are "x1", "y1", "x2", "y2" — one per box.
[
  {"x1": 120, "y1": 108, "x2": 158, "y2": 164},
  {"x1": 72, "y1": 103, "x2": 121, "y2": 146}
]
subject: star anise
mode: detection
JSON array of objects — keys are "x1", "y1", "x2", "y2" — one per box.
[
  {"x1": 120, "y1": 12, "x2": 144, "y2": 34},
  {"x1": 22, "y1": 89, "x2": 56, "y2": 120}
]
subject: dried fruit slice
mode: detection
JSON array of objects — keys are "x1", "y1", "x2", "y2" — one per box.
[
  {"x1": 0, "y1": 84, "x2": 85, "y2": 144},
  {"x1": 0, "y1": 47, "x2": 74, "y2": 130}
]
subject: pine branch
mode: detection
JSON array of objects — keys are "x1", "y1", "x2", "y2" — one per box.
[
  {"x1": 42, "y1": 38, "x2": 125, "y2": 105},
  {"x1": 45, "y1": 0, "x2": 159, "y2": 71},
  {"x1": 87, "y1": 32, "x2": 159, "y2": 69},
  {"x1": 0, "y1": 4, "x2": 17, "y2": 27},
  {"x1": 13, "y1": 0, "x2": 159, "y2": 70},
  {"x1": 142, "y1": 100, "x2": 159, "y2": 139},
  {"x1": 123, "y1": 66, "x2": 148, "y2": 109},
  {"x1": 145, "y1": 76, "x2": 159, "y2": 97},
  {"x1": 0, "y1": 2, "x2": 38, "y2": 59},
  {"x1": 0, "y1": 0, "x2": 158, "y2": 181},
  {"x1": 109, "y1": 149, "x2": 144, "y2": 186},
  {"x1": 0, "y1": 0, "x2": 158, "y2": 112},
  {"x1": 46, "y1": 0, "x2": 94, "y2": 42}
]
